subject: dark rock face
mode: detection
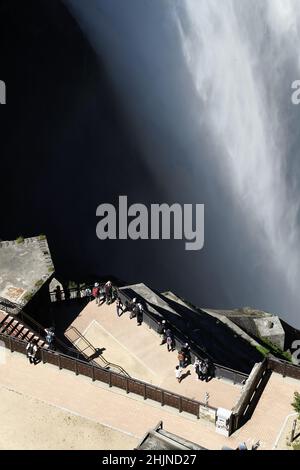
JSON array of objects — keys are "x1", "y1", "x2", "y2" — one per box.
[{"x1": 0, "y1": 0, "x2": 299, "y2": 329}]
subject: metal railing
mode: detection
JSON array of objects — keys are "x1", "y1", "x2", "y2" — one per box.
[
  {"x1": 0, "y1": 297, "x2": 83, "y2": 360},
  {"x1": 117, "y1": 289, "x2": 249, "y2": 385},
  {"x1": 267, "y1": 356, "x2": 300, "y2": 379},
  {"x1": 65, "y1": 326, "x2": 130, "y2": 377},
  {"x1": 0, "y1": 331, "x2": 217, "y2": 421}
]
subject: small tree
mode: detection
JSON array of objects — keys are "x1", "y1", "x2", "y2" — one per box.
[{"x1": 292, "y1": 391, "x2": 300, "y2": 417}]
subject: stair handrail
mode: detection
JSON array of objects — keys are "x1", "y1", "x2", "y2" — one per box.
[
  {"x1": 66, "y1": 325, "x2": 130, "y2": 377},
  {"x1": 0, "y1": 297, "x2": 82, "y2": 359}
]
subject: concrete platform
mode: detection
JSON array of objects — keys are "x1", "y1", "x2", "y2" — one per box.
[{"x1": 67, "y1": 300, "x2": 243, "y2": 410}]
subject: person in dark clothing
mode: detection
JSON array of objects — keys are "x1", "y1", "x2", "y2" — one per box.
[
  {"x1": 182, "y1": 343, "x2": 191, "y2": 366},
  {"x1": 200, "y1": 359, "x2": 209, "y2": 381},
  {"x1": 136, "y1": 302, "x2": 144, "y2": 326},
  {"x1": 45, "y1": 327, "x2": 55, "y2": 350},
  {"x1": 26, "y1": 339, "x2": 39, "y2": 365},
  {"x1": 55, "y1": 285, "x2": 62, "y2": 302},
  {"x1": 105, "y1": 281, "x2": 113, "y2": 304},
  {"x1": 129, "y1": 298, "x2": 137, "y2": 319},
  {"x1": 157, "y1": 320, "x2": 167, "y2": 345},
  {"x1": 116, "y1": 298, "x2": 124, "y2": 317}
]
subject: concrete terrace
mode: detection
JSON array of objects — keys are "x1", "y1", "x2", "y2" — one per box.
[
  {"x1": 66, "y1": 299, "x2": 243, "y2": 410},
  {"x1": 0, "y1": 236, "x2": 54, "y2": 307},
  {"x1": 0, "y1": 344, "x2": 299, "y2": 450}
]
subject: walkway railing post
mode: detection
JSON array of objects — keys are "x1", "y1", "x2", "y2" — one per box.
[
  {"x1": 92, "y1": 365, "x2": 95, "y2": 382},
  {"x1": 144, "y1": 384, "x2": 147, "y2": 400},
  {"x1": 161, "y1": 390, "x2": 164, "y2": 407},
  {"x1": 109, "y1": 371, "x2": 112, "y2": 387},
  {"x1": 179, "y1": 397, "x2": 183, "y2": 413},
  {"x1": 58, "y1": 354, "x2": 62, "y2": 370},
  {"x1": 126, "y1": 377, "x2": 129, "y2": 394},
  {"x1": 75, "y1": 359, "x2": 78, "y2": 376}
]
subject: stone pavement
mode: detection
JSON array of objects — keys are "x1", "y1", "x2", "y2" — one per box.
[{"x1": 67, "y1": 300, "x2": 243, "y2": 410}]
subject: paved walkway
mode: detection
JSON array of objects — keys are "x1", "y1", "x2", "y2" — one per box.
[
  {"x1": 67, "y1": 300, "x2": 242, "y2": 410},
  {"x1": 0, "y1": 346, "x2": 299, "y2": 449}
]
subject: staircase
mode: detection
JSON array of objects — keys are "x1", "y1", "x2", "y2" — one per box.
[
  {"x1": 65, "y1": 326, "x2": 130, "y2": 377},
  {"x1": 0, "y1": 309, "x2": 48, "y2": 349}
]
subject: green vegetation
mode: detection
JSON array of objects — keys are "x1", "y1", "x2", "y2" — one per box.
[
  {"x1": 23, "y1": 292, "x2": 33, "y2": 302},
  {"x1": 48, "y1": 266, "x2": 54, "y2": 273},
  {"x1": 38, "y1": 234, "x2": 46, "y2": 240},
  {"x1": 292, "y1": 442, "x2": 300, "y2": 450},
  {"x1": 292, "y1": 392, "x2": 300, "y2": 417},
  {"x1": 255, "y1": 344, "x2": 270, "y2": 357},
  {"x1": 258, "y1": 336, "x2": 293, "y2": 362},
  {"x1": 35, "y1": 279, "x2": 44, "y2": 288},
  {"x1": 16, "y1": 236, "x2": 24, "y2": 244}
]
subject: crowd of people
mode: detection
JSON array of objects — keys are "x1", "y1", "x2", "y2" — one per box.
[
  {"x1": 52, "y1": 280, "x2": 215, "y2": 386},
  {"x1": 156, "y1": 319, "x2": 213, "y2": 384}
]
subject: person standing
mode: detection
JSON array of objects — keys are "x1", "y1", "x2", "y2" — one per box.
[
  {"x1": 178, "y1": 349, "x2": 185, "y2": 368},
  {"x1": 157, "y1": 320, "x2": 167, "y2": 345},
  {"x1": 136, "y1": 302, "x2": 143, "y2": 326},
  {"x1": 26, "y1": 339, "x2": 39, "y2": 365},
  {"x1": 105, "y1": 281, "x2": 113, "y2": 304},
  {"x1": 200, "y1": 359, "x2": 208, "y2": 381},
  {"x1": 44, "y1": 327, "x2": 55, "y2": 350},
  {"x1": 182, "y1": 343, "x2": 191, "y2": 366},
  {"x1": 166, "y1": 329, "x2": 173, "y2": 352},
  {"x1": 92, "y1": 282, "x2": 100, "y2": 304},
  {"x1": 194, "y1": 358, "x2": 201, "y2": 380},
  {"x1": 116, "y1": 298, "x2": 124, "y2": 317}
]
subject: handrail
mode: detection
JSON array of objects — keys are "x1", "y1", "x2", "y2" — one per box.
[
  {"x1": 65, "y1": 326, "x2": 130, "y2": 377},
  {"x1": 0, "y1": 298, "x2": 83, "y2": 359},
  {"x1": 117, "y1": 289, "x2": 248, "y2": 384},
  {"x1": 0, "y1": 331, "x2": 215, "y2": 419}
]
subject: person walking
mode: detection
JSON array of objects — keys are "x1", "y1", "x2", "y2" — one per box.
[{"x1": 175, "y1": 365, "x2": 182, "y2": 383}]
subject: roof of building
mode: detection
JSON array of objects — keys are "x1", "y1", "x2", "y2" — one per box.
[
  {"x1": 136, "y1": 422, "x2": 206, "y2": 450},
  {"x1": 0, "y1": 236, "x2": 54, "y2": 307}
]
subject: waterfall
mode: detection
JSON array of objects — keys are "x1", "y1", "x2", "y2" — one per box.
[{"x1": 65, "y1": 0, "x2": 300, "y2": 326}]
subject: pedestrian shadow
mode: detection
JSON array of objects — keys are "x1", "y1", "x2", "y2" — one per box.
[
  {"x1": 88, "y1": 347, "x2": 106, "y2": 361},
  {"x1": 180, "y1": 370, "x2": 191, "y2": 382}
]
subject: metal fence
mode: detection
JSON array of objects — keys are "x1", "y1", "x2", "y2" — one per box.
[
  {"x1": 267, "y1": 356, "x2": 300, "y2": 380},
  {"x1": 48, "y1": 285, "x2": 249, "y2": 384},
  {"x1": 117, "y1": 289, "x2": 248, "y2": 385},
  {"x1": 0, "y1": 331, "x2": 217, "y2": 421}
]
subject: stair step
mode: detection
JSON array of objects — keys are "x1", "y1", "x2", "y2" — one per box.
[{"x1": 0, "y1": 316, "x2": 14, "y2": 333}]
